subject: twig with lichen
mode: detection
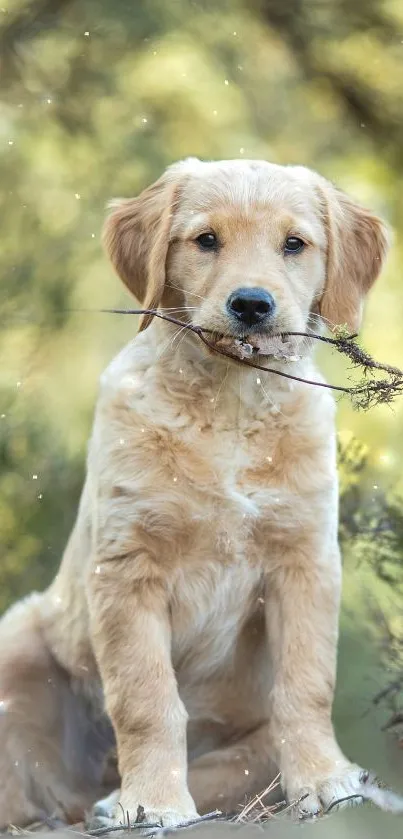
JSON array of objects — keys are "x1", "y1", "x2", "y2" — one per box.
[{"x1": 84, "y1": 308, "x2": 403, "y2": 411}]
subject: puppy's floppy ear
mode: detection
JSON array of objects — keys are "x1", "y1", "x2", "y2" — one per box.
[
  {"x1": 316, "y1": 179, "x2": 390, "y2": 333},
  {"x1": 103, "y1": 166, "x2": 184, "y2": 331}
]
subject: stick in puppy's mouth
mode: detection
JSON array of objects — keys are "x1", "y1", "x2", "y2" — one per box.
[{"x1": 76, "y1": 306, "x2": 403, "y2": 408}]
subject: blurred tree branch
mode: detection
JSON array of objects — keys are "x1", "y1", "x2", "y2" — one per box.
[
  {"x1": 259, "y1": 0, "x2": 403, "y2": 167},
  {"x1": 3, "y1": 0, "x2": 403, "y2": 167},
  {"x1": 0, "y1": 0, "x2": 75, "y2": 84},
  {"x1": 339, "y1": 437, "x2": 403, "y2": 745}
]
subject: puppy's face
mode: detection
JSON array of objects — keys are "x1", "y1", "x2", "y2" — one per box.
[
  {"x1": 168, "y1": 161, "x2": 327, "y2": 343},
  {"x1": 104, "y1": 158, "x2": 389, "y2": 346}
]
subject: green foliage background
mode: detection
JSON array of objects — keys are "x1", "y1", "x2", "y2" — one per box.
[{"x1": 1, "y1": 0, "x2": 403, "y2": 816}]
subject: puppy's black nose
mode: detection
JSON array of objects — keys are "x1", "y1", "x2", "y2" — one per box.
[{"x1": 226, "y1": 287, "x2": 276, "y2": 328}]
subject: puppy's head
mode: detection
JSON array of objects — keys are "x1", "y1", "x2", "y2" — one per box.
[{"x1": 103, "y1": 158, "x2": 389, "y2": 348}]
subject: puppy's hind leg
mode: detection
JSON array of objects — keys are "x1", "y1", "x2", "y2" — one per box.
[
  {"x1": 0, "y1": 594, "x2": 113, "y2": 829},
  {"x1": 188, "y1": 723, "x2": 280, "y2": 818}
]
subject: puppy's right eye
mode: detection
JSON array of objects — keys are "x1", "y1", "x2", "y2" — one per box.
[{"x1": 195, "y1": 232, "x2": 218, "y2": 251}]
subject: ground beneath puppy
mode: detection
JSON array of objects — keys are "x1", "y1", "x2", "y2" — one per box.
[{"x1": 3, "y1": 778, "x2": 403, "y2": 837}]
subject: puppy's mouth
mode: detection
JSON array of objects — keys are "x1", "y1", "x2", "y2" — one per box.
[{"x1": 209, "y1": 332, "x2": 304, "y2": 363}]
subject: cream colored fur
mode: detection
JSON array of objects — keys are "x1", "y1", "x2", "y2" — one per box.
[{"x1": 0, "y1": 159, "x2": 389, "y2": 828}]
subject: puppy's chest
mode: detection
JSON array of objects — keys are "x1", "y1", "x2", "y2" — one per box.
[{"x1": 170, "y1": 416, "x2": 295, "y2": 555}]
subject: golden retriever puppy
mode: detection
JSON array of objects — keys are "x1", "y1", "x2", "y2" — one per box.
[{"x1": 0, "y1": 159, "x2": 389, "y2": 829}]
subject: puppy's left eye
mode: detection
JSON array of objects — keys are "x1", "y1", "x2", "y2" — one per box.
[
  {"x1": 195, "y1": 232, "x2": 219, "y2": 251},
  {"x1": 284, "y1": 236, "x2": 305, "y2": 255}
]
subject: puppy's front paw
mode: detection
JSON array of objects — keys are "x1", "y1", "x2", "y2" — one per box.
[
  {"x1": 86, "y1": 788, "x2": 121, "y2": 831},
  {"x1": 289, "y1": 765, "x2": 374, "y2": 820},
  {"x1": 88, "y1": 789, "x2": 199, "y2": 832},
  {"x1": 128, "y1": 806, "x2": 199, "y2": 829}
]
